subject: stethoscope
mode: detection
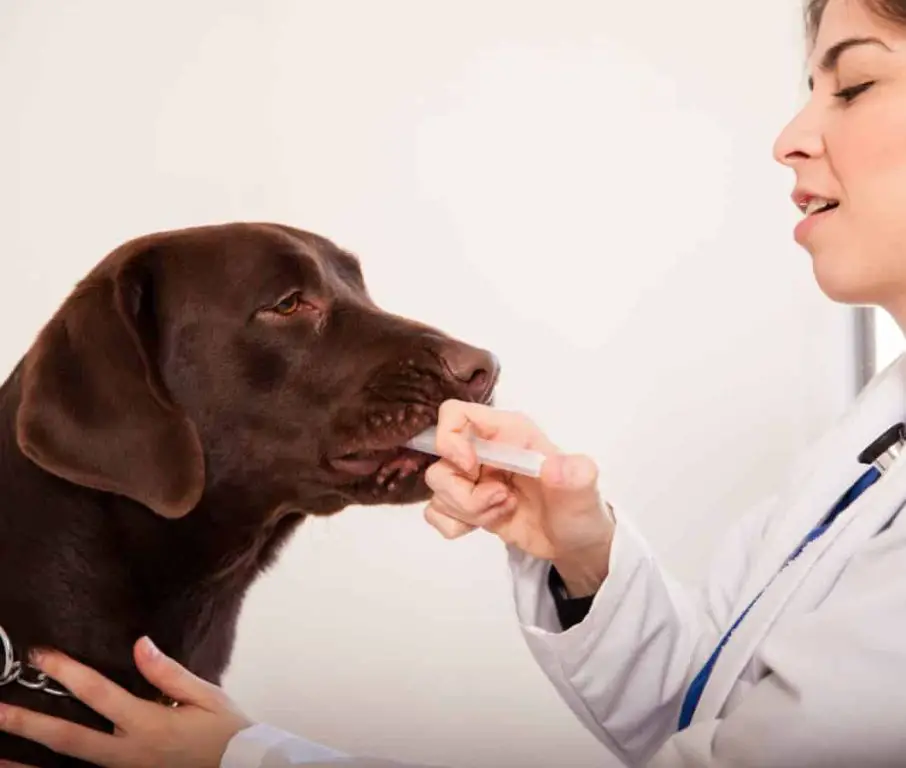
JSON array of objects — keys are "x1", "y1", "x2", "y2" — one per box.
[
  {"x1": 858, "y1": 422, "x2": 906, "y2": 474},
  {"x1": 854, "y1": 421, "x2": 906, "y2": 536}
]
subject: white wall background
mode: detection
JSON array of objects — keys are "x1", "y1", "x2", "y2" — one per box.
[{"x1": 0, "y1": 2, "x2": 862, "y2": 766}]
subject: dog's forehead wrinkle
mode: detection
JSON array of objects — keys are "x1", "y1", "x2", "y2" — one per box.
[
  {"x1": 328, "y1": 246, "x2": 364, "y2": 279},
  {"x1": 266, "y1": 228, "x2": 366, "y2": 296}
]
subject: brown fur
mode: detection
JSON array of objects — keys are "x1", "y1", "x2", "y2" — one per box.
[{"x1": 0, "y1": 222, "x2": 498, "y2": 766}]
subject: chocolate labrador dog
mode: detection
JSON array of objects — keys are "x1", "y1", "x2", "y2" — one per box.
[{"x1": 0, "y1": 222, "x2": 498, "y2": 766}]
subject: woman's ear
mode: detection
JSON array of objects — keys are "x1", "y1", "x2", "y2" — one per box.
[{"x1": 15, "y1": 253, "x2": 205, "y2": 519}]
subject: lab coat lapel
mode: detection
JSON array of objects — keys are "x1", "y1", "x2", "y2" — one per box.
[
  {"x1": 690, "y1": 353, "x2": 906, "y2": 726},
  {"x1": 740, "y1": 352, "x2": 906, "y2": 602}
]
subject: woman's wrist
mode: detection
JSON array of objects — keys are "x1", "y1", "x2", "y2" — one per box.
[
  {"x1": 550, "y1": 503, "x2": 615, "y2": 597},
  {"x1": 551, "y1": 547, "x2": 611, "y2": 597}
]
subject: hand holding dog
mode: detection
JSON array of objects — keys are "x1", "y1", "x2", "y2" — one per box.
[{"x1": 0, "y1": 638, "x2": 251, "y2": 768}]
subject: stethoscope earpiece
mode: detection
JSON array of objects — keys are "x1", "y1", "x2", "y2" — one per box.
[{"x1": 858, "y1": 422, "x2": 906, "y2": 474}]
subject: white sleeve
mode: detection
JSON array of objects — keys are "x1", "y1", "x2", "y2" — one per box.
[
  {"x1": 221, "y1": 723, "x2": 350, "y2": 767},
  {"x1": 220, "y1": 724, "x2": 451, "y2": 768},
  {"x1": 508, "y1": 495, "x2": 778, "y2": 767}
]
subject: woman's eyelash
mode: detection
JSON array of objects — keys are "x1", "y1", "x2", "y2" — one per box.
[{"x1": 834, "y1": 81, "x2": 875, "y2": 102}]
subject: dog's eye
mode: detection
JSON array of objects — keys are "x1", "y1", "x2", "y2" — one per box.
[
  {"x1": 271, "y1": 292, "x2": 304, "y2": 316},
  {"x1": 258, "y1": 291, "x2": 325, "y2": 325}
]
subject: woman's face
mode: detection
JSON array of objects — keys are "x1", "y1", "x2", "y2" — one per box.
[{"x1": 774, "y1": 0, "x2": 906, "y2": 325}]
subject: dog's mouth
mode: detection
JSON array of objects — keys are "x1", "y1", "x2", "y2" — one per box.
[
  {"x1": 325, "y1": 404, "x2": 438, "y2": 497},
  {"x1": 329, "y1": 446, "x2": 431, "y2": 489}
]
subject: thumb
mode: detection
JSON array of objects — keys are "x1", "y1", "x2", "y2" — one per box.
[
  {"x1": 540, "y1": 453, "x2": 600, "y2": 497},
  {"x1": 133, "y1": 636, "x2": 223, "y2": 709}
]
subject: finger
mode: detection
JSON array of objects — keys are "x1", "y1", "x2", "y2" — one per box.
[
  {"x1": 474, "y1": 494, "x2": 519, "y2": 533},
  {"x1": 424, "y1": 461, "x2": 511, "y2": 522},
  {"x1": 424, "y1": 492, "x2": 519, "y2": 540},
  {"x1": 0, "y1": 704, "x2": 124, "y2": 766},
  {"x1": 0, "y1": 761, "x2": 37, "y2": 767},
  {"x1": 540, "y1": 453, "x2": 600, "y2": 492},
  {"x1": 423, "y1": 500, "x2": 475, "y2": 538},
  {"x1": 133, "y1": 637, "x2": 223, "y2": 709},
  {"x1": 435, "y1": 400, "x2": 558, "y2": 476},
  {"x1": 29, "y1": 649, "x2": 143, "y2": 730},
  {"x1": 434, "y1": 402, "x2": 519, "y2": 473}
]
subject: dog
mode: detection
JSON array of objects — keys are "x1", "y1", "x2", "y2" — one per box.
[{"x1": 0, "y1": 222, "x2": 499, "y2": 766}]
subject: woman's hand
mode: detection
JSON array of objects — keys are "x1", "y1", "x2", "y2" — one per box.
[
  {"x1": 423, "y1": 400, "x2": 615, "y2": 596},
  {"x1": 0, "y1": 637, "x2": 253, "y2": 768}
]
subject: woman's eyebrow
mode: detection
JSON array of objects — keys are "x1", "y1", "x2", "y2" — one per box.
[{"x1": 808, "y1": 36, "x2": 891, "y2": 90}]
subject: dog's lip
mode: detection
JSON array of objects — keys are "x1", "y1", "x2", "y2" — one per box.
[
  {"x1": 326, "y1": 419, "x2": 438, "y2": 477},
  {"x1": 328, "y1": 445, "x2": 419, "y2": 476},
  {"x1": 325, "y1": 385, "x2": 498, "y2": 479},
  {"x1": 327, "y1": 448, "x2": 431, "y2": 485}
]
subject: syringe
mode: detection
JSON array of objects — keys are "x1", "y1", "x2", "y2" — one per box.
[{"x1": 405, "y1": 426, "x2": 546, "y2": 478}]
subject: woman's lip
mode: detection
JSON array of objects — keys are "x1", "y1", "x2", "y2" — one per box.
[{"x1": 794, "y1": 206, "x2": 838, "y2": 244}]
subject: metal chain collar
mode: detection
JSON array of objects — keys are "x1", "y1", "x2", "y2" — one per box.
[{"x1": 0, "y1": 624, "x2": 71, "y2": 698}]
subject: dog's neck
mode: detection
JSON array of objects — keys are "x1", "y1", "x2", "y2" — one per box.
[{"x1": 0, "y1": 366, "x2": 306, "y2": 701}]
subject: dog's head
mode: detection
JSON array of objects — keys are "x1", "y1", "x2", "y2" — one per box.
[{"x1": 14, "y1": 223, "x2": 498, "y2": 520}]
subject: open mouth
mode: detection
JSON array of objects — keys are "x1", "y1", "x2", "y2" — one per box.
[
  {"x1": 326, "y1": 406, "x2": 438, "y2": 495},
  {"x1": 325, "y1": 355, "x2": 499, "y2": 499},
  {"x1": 329, "y1": 446, "x2": 431, "y2": 491}
]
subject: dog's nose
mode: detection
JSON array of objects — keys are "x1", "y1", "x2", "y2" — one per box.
[{"x1": 438, "y1": 344, "x2": 499, "y2": 402}]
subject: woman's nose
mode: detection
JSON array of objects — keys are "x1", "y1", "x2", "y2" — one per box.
[{"x1": 773, "y1": 102, "x2": 825, "y2": 168}]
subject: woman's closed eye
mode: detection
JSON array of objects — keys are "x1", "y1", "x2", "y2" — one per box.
[{"x1": 834, "y1": 80, "x2": 876, "y2": 103}]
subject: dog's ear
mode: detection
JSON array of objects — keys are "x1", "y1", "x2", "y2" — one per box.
[{"x1": 15, "y1": 251, "x2": 205, "y2": 519}]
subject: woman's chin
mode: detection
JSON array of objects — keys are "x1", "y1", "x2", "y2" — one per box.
[{"x1": 811, "y1": 253, "x2": 878, "y2": 306}]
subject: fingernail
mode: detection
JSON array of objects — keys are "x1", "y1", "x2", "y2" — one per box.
[
  {"x1": 142, "y1": 637, "x2": 161, "y2": 660},
  {"x1": 545, "y1": 456, "x2": 564, "y2": 485},
  {"x1": 552, "y1": 456, "x2": 588, "y2": 488},
  {"x1": 28, "y1": 648, "x2": 43, "y2": 666},
  {"x1": 562, "y1": 458, "x2": 580, "y2": 486},
  {"x1": 489, "y1": 490, "x2": 508, "y2": 506},
  {"x1": 565, "y1": 456, "x2": 596, "y2": 488}
]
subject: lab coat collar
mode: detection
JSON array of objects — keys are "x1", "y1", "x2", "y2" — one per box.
[{"x1": 752, "y1": 351, "x2": 906, "y2": 585}]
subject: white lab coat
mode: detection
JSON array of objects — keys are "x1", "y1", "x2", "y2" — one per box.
[{"x1": 221, "y1": 352, "x2": 906, "y2": 768}]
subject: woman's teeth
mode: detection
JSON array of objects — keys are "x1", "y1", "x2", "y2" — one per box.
[{"x1": 805, "y1": 198, "x2": 839, "y2": 216}]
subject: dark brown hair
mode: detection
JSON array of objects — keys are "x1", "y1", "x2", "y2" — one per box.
[{"x1": 806, "y1": 0, "x2": 906, "y2": 42}]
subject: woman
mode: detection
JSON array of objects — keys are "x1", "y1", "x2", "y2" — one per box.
[{"x1": 3, "y1": 0, "x2": 906, "y2": 765}]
